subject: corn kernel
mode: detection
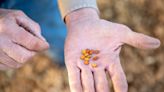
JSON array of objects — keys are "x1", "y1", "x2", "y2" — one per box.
[
  {"x1": 86, "y1": 49, "x2": 90, "y2": 53},
  {"x1": 91, "y1": 63, "x2": 97, "y2": 68},
  {"x1": 82, "y1": 50, "x2": 87, "y2": 54},
  {"x1": 84, "y1": 57, "x2": 90, "y2": 61},
  {"x1": 84, "y1": 61, "x2": 89, "y2": 65},
  {"x1": 87, "y1": 55, "x2": 91, "y2": 59},
  {"x1": 88, "y1": 50, "x2": 93, "y2": 55},
  {"x1": 92, "y1": 56, "x2": 99, "y2": 61},
  {"x1": 84, "y1": 53, "x2": 89, "y2": 57},
  {"x1": 80, "y1": 55, "x2": 85, "y2": 60}
]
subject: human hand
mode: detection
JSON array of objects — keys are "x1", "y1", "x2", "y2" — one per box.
[
  {"x1": 64, "y1": 8, "x2": 160, "y2": 92},
  {"x1": 0, "y1": 9, "x2": 49, "y2": 70}
]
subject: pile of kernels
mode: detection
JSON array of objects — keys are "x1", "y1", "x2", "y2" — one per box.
[{"x1": 80, "y1": 49, "x2": 100, "y2": 68}]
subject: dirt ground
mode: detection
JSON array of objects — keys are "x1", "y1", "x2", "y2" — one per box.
[{"x1": 0, "y1": 0, "x2": 164, "y2": 92}]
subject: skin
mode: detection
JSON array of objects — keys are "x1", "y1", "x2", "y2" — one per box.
[
  {"x1": 65, "y1": 8, "x2": 160, "y2": 92},
  {"x1": 0, "y1": 9, "x2": 49, "y2": 70}
]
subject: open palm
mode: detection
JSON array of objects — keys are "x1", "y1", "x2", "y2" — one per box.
[{"x1": 64, "y1": 18, "x2": 160, "y2": 92}]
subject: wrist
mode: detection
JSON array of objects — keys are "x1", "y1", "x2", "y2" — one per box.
[{"x1": 65, "y1": 8, "x2": 99, "y2": 25}]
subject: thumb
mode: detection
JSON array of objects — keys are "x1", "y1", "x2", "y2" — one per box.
[{"x1": 123, "y1": 31, "x2": 160, "y2": 49}]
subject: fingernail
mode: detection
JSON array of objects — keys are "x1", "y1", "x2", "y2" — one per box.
[
  {"x1": 153, "y1": 39, "x2": 160, "y2": 48},
  {"x1": 148, "y1": 38, "x2": 161, "y2": 48}
]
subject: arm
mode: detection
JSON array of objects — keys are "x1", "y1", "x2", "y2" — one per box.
[{"x1": 58, "y1": 1, "x2": 160, "y2": 92}]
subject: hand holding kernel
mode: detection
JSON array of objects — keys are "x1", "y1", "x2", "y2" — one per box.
[
  {"x1": 0, "y1": 9, "x2": 49, "y2": 70},
  {"x1": 64, "y1": 8, "x2": 160, "y2": 92}
]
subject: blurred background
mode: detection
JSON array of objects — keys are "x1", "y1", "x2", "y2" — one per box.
[{"x1": 0, "y1": 0, "x2": 164, "y2": 92}]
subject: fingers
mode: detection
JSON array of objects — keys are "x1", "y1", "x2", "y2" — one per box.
[
  {"x1": 1, "y1": 41, "x2": 36, "y2": 63},
  {"x1": 0, "y1": 51, "x2": 22, "y2": 68},
  {"x1": 0, "y1": 10, "x2": 49, "y2": 51},
  {"x1": 107, "y1": 58, "x2": 128, "y2": 92},
  {"x1": 67, "y1": 66, "x2": 83, "y2": 92},
  {"x1": 123, "y1": 31, "x2": 160, "y2": 49},
  {"x1": 11, "y1": 26, "x2": 49, "y2": 51},
  {"x1": 93, "y1": 69, "x2": 109, "y2": 92},
  {"x1": 81, "y1": 68, "x2": 95, "y2": 92},
  {"x1": 14, "y1": 10, "x2": 46, "y2": 41}
]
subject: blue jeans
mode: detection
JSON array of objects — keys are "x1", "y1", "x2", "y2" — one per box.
[{"x1": 0, "y1": 0, "x2": 67, "y2": 65}]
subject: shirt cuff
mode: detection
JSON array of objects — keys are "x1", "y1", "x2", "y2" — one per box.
[{"x1": 58, "y1": 0, "x2": 99, "y2": 20}]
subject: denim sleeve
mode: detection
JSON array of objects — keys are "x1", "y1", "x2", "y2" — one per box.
[{"x1": 58, "y1": 0, "x2": 99, "y2": 20}]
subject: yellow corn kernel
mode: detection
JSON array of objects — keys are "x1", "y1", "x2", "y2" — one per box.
[
  {"x1": 82, "y1": 50, "x2": 87, "y2": 54},
  {"x1": 91, "y1": 63, "x2": 97, "y2": 68},
  {"x1": 84, "y1": 57, "x2": 90, "y2": 61},
  {"x1": 86, "y1": 49, "x2": 90, "y2": 53},
  {"x1": 84, "y1": 53, "x2": 89, "y2": 57},
  {"x1": 84, "y1": 61, "x2": 89, "y2": 65},
  {"x1": 87, "y1": 55, "x2": 91, "y2": 59},
  {"x1": 80, "y1": 55, "x2": 85, "y2": 60},
  {"x1": 88, "y1": 50, "x2": 93, "y2": 55}
]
